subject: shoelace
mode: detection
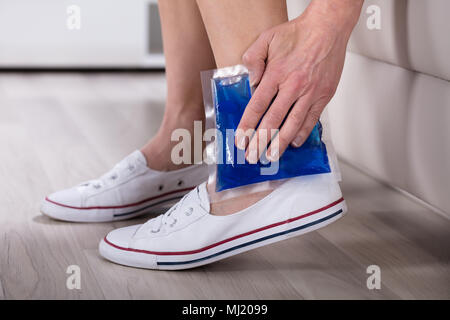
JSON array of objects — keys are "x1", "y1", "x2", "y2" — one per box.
[
  {"x1": 149, "y1": 189, "x2": 196, "y2": 233},
  {"x1": 79, "y1": 161, "x2": 137, "y2": 190}
]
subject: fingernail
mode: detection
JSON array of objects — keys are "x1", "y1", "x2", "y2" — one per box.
[
  {"x1": 236, "y1": 134, "x2": 246, "y2": 150},
  {"x1": 266, "y1": 149, "x2": 279, "y2": 162},
  {"x1": 246, "y1": 148, "x2": 258, "y2": 164},
  {"x1": 291, "y1": 136, "x2": 303, "y2": 148}
]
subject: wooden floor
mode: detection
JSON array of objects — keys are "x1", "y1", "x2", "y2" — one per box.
[{"x1": 0, "y1": 73, "x2": 449, "y2": 299}]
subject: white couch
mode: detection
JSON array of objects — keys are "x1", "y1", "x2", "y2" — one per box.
[{"x1": 288, "y1": 0, "x2": 450, "y2": 217}]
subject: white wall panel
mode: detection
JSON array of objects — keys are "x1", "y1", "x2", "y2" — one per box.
[{"x1": 0, "y1": 0, "x2": 164, "y2": 67}]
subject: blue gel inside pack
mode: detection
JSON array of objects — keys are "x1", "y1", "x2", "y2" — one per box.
[{"x1": 213, "y1": 73, "x2": 331, "y2": 192}]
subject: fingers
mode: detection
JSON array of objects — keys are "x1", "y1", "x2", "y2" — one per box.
[
  {"x1": 265, "y1": 94, "x2": 317, "y2": 161},
  {"x1": 242, "y1": 31, "x2": 272, "y2": 87},
  {"x1": 291, "y1": 99, "x2": 327, "y2": 148},
  {"x1": 245, "y1": 89, "x2": 298, "y2": 163},
  {"x1": 235, "y1": 76, "x2": 278, "y2": 150}
]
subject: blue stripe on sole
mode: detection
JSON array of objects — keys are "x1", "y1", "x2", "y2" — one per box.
[{"x1": 157, "y1": 208, "x2": 343, "y2": 266}]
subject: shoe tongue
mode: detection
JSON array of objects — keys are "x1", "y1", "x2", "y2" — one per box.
[
  {"x1": 134, "y1": 182, "x2": 210, "y2": 239},
  {"x1": 119, "y1": 150, "x2": 147, "y2": 168},
  {"x1": 196, "y1": 182, "x2": 210, "y2": 212}
]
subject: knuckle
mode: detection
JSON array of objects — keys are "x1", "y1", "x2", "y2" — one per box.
[
  {"x1": 288, "y1": 70, "x2": 310, "y2": 93},
  {"x1": 248, "y1": 100, "x2": 267, "y2": 114},
  {"x1": 322, "y1": 83, "x2": 336, "y2": 98},
  {"x1": 265, "y1": 111, "x2": 283, "y2": 126},
  {"x1": 308, "y1": 109, "x2": 321, "y2": 124},
  {"x1": 291, "y1": 69, "x2": 309, "y2": 85},
  {"x1": 289, "y1": 109, "x2": 304, "y2": 125}
]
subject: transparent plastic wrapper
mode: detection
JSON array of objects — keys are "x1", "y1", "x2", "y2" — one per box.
[{"x1": 201, "y1": 65, "x2": 341, "y2": 203}]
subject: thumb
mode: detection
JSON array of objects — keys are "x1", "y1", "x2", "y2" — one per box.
[{"x1": 242, "y1": 31, "x2": 271, "y2": 87}]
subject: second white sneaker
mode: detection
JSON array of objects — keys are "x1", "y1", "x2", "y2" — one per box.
[{"x1": 41, "y1": 150, "x2": 208, "y2": 222}]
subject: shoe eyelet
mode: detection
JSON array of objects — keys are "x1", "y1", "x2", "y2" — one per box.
[
  {"x1": 170, "y1": 218, "x2": 177, "y2": 227},
  {"x1": 93, "y1": 184, "x2": 101, "y2": 189},
  {"x1": 158, "y1": 185, "x2": 164, "y2": 191},
  {"x1": 110, "y1": 174, "x2": 118, "y2": 180},
  {"x1": 150, "y1": 229, "x2": 160, "y2": 233},
  {"x1": 128, "y1": 164, "x2": 135, "y2": 171},
  {"x1": 185, "y1": 207, "x2": 193, "y2": 216},
  {"x1": 177, "y1": 180, "x2": 184, "y2": 187}
]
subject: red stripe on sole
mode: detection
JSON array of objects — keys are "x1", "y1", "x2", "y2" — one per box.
[
  {"x1": 45, "y1": 186, "x2": 195, "y2": 210},
  {"x1": 103, "y1": 197, "x2": 344, "y2": 256}
]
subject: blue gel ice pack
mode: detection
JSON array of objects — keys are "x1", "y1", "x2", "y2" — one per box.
[{"x1": 212, "y1": 73, "x2": 331, "y2": 192}]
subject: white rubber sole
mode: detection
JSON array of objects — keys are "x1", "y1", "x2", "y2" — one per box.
[
  {"x1": 40, "y1": 188, "x2": 194, "y2": 223},
  {"x1": 99, "y1": 198, "x2": 347, "y2": 270}
]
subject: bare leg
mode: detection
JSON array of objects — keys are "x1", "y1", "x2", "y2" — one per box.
[
  {"x1": 141, "y1": 0, "x2": 216, "y2": 171},
  {"x1": 196, "y1": 0, "x2": 288, "y2": 214},
  {"x1": 196, "y1": 0, "x2": 287, "y2": 67}
]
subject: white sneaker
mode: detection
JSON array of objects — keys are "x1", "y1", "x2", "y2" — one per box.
[
  {"x1": 99, "y1": 173, "x2": 346, "y2": 270},
  {"x1": 41, "y1": 150, "x2": 208, "y2": 222}
]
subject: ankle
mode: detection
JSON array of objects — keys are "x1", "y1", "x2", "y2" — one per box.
[
  {"x1": 141, "y1": 104, "x2": 206, "y2": 171},
  {"x1": 141, "y1": 133, "x2": 194, "y2": 171}
]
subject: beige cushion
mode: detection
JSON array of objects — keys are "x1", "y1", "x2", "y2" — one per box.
[
  {"x1": 287, "y1": 0, "x2": 450, "y2": 215},
  {"x1": 328, "y1": 52, "x2": 450, "y2": 216},
  {"x1": 349, "y1": 0, "x2": 450, "y2": 81},
  {"x1": 288, "y1": 0, "x2": 450, "y2": 81}
]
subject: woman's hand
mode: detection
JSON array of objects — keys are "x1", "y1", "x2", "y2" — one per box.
[{"x1": 236, "y1": 0, "x2": 363, "y2": 163}]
